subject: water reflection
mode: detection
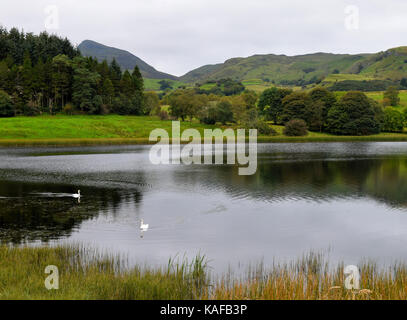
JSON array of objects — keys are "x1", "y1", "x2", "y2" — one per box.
[
  {"x1": 235, "y1": 158, "x2": 407, "y2": 207},
  {"x1": 0, "y1": 143, "x2": 407, "y2": 270},
  {"x1": 0, "y1": 180, "x2": 143, "y2": 243},
  {"x1": 180, "y1": 155, "x2": 407, "y2": 208}
]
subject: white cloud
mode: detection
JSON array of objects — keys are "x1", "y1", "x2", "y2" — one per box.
[{"x1": 0, "y1": 0, "x2": 406, "y2": 76}]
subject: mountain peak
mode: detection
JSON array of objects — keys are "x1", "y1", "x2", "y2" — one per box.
[{"x1": 78, "y1": 40, "x2": 177, "y2": 80}]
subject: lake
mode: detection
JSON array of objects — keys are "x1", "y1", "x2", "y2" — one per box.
[{"x1": 1, "y1": 142, "x2": 407, "y2": 273}]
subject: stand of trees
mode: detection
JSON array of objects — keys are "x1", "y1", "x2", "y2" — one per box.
[
  {"x1": 164, "y1": 89, "x2": 271, "y2": 132},
  {"x1": 258, "y1": 86, "x2": 405, "y2": 135},
  {"x1": 162, "y1": 85, "x2": 405, "y2": 136},
  {"x1": 0, "y1": 28, "x2": 145, "y2": 117},
  {"x1": 326, "y1": 92, "x2": 380, "y2": 135},
  {"x1": 195, "y1": 79, "x2": 245, "y2": 96}
]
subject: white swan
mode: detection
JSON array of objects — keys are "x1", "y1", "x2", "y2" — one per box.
[
  {"x1": 140, "y1": 219, "x2": 149, "y2": 232},
  {"x1": 72, "y1": 190, "x2": 81, "y2": 199}
]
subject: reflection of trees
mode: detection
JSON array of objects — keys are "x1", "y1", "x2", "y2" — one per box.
[
  {"x1": 364, "y1": 158, "x2": 407, "y2": 207},
  {"x1": 0, "y1": 181, "x2": 143, "y2": 244},
  {"x1": 201, "y1": 157, "x2": 407, "y2": 207}
]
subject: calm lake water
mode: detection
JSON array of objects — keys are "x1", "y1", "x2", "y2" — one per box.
[{"x1": 1, "y1": 142, "x2": 407, "y2": 272}]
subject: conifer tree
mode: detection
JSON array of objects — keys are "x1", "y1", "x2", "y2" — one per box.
[
  {"x1": 101, "y1": 78, "x2": 114, "y2": 105},
  {"x1": 120, "y1": 70, "x2": 134, "y2": 97},
  {"x1": 21, "y1": 52, "x2": 33, "y2": 104},
  {"x1": 132, "y1": 66, "x2": 144, "y2": 92},
  {"x1": 52, "y1": 54, "x2": 72, "y2": 110},
  {"x1": 109, "y1": 58, "x2": 122, "y2": 94}
]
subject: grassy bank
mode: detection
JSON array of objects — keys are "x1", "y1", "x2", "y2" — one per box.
[
  {"x1": 1, "y1": 245, "x2": 407, "y2": 300},
  {"x1": 1, "y1": 115, "x2": 407, "y2": 146},
  {"x1": 0, "y1": 115, "x2": 216, "y2": 139},
  {"x1": 0, "y1": 115, "x2": 214, "y2": 146}
]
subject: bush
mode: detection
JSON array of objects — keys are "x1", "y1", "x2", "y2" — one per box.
[
  {"x1": 383, "y1": 86, "x2": 400, "y2": 107},
  {"x1": 199, "y1": 100, "x2": 234, "y2": 125},
  {"x1": 158, "y1": 110, "x2": 169, "y2": 120},
  {"x1": 245, "y1": 119, "x2": 277, "y2": 135},
  {"x1": 216, "y1": 100, "x2": 234, "y2": 124},
  {"x1": 100, "y1": 104, "x2": 110, "y2": 115},
  {"x1": 382, "y1": 107, "x2": 404, "y2": 132},
  {"x1": 0, "y1": 90, "x2": 14, "y2": 117},
  {"x1": 63, "y1": 103, "x2": 75, "y2": 115},
  {"x1": 370, "y1": 99, "x2": 385, "y2": 130},
  {"x1": 23, "y1": 101, "x2": 40, "y2": 116},
  {"x1": 143, "y1": 92, "x2": 160, "y2": 115},
  {"x1": 283, "y1": 119, "x2": 308, "y2": 136},
  {"x1": 199, "y1": 105, "x2": 218, "y2": 124}
]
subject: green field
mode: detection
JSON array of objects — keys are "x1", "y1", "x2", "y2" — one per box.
[
  {"x1": 329, "y1": 90, "x2": 407, "y2": 109},
  {"x1": 365, "y1": 90, "x2": 407, "y2": 109},
  {"x1": 144, "y1": 78, "x2": 187, "y2": 91},
  {"x1": 241, "y1": 79, "x2": 303, "y2": 93},
  {"x1": 241, "y1": 79, "x2": 271, "y2": 92},
  {"x1": 0, "y1": 115, "x2": 215, "y2": 140},
  {"x1": 199, "y1": 83, "x2": 217, "y2": 90},
  {"x1": 323, "y1": 74, "x2": 376, "y2": 83},
  {"x1": 0, "y1": 115, "x2": 407, "y2": 146}
]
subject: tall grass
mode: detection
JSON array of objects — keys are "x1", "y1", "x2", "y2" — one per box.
[
  {"x1": 2, "y1": 245, "x2": 407, "y2": 300},
  {"x1": 0, "y1": 245, "x2": 208, "y2": 300}
]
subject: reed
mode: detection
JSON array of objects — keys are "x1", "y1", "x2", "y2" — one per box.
[{"x1": 1, "y1": 245, "x2": 407, "y2": 300}]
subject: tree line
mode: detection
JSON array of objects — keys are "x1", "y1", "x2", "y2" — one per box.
[
  {"x1": 0, "y1": 27, "x2": 145, "y2": 117},
  {"x1": 160, "y1": 85, "x2": 405, "y2": 136},
  {"x1": 258, "y1": 86, "x2": 405, "y2": 135}
]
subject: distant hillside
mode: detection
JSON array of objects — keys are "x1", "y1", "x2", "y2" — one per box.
[
  {"x1": 180, "y1": 47, "x2": 407, "y2": 87},
  {"x1": 78, "y1": 41, "x2": 407, "y2": 88},
  {"x1": 349, "y1": 47, "x2": 407, "y2": 80},
  {"x1": 180, "y1": 52, "x2": 370, "y2": 84},
  {"x1": 180, "y1": 64, "x2": 223, "y2": 83},
  {"x1": 78, "y1": 40, "x2": 178, "y2": 80}
]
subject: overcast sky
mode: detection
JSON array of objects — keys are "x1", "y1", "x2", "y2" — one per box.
[{"x1": 1, "y1": 0, "x2": 406, "y2": 76}]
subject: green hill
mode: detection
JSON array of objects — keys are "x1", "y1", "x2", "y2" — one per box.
[
  {"x1": 179, "y1": 63, "x2": 224, "y2": 83},
  {"x1": 354, "y1": 47, "x2": 407, "y2": 80},
  {"x1": 180, "y1": 52, "x2": 369, "y2": 84},
  {"x1": 78, "y1": 40, "x2": 178, "y2": 80},
  {"x1": 78, "y1": 41, "x2": 407, "y2": 89},
  {"x1": 180, "y1": 47, "x2": 407, "y2": 88}
]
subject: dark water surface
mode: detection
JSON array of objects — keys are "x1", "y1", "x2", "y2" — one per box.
[{"x1": 1, "y1": 142, "x2": 407, "y2": 272}]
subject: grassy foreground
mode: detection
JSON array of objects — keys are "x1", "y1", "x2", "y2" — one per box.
[
  {"x1": 1, "y1": 115, "x2": 407, "y2": 146},
  {"x1": 2, "y1": 245, "x2": 407, "y2": 300}
]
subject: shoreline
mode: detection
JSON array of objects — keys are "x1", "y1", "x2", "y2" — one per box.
[
  {"x1": 1, "y1": 135, "x2": 407, "y2": 147},
  {"x1": 0, "y1": 244, "x2": 406, "y2": 300}
]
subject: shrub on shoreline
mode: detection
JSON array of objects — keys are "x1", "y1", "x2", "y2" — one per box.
[{"x1": 283, "y1": 119, "x2": 308, "y2": 136}]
